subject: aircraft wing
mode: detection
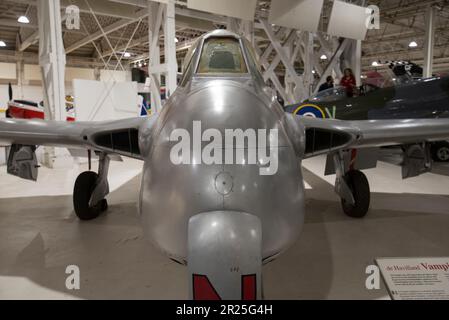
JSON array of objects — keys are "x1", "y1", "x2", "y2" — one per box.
[
  {"x1": 294, "y1": 115, "x2": 449, "y2": 158},
  {"x1": 0, "y1": 117, "x2": 151, "y2": 160}
]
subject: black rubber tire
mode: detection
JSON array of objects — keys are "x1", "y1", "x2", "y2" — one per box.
[
  {"x1": 431, "y1": 142, "x2": 449, "y2": 162},
  {"x1": 99, "y1": 199, "x2": 108, "y2": 212},
  {"x1": 341, "y1": 170, "x2": 370, "y2": 218},
  {"x1": 73, "y1": 171, "x2": 104, "y2": 220}
]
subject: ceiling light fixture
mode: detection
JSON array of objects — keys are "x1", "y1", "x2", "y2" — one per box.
[
  {"x1": 0, "y1": 41, "x2": 6, "y2": 47},
  {"x1": 18, "y1": 16, "x2": 30, "y2": 24},
  {"x1": 123, "y1": 52, "x2": 131, "y2": 58},
  {"x1": 174, "y1": 37, "x2": 179, "y2": 43},
  {"x1": 372, "y1": 61, "x2": 379, "y2": 67},
  {"x1": 408, "y1": 41, "x2": 418, "y2": 48},
  {"x1": 320, "y1": 54, "x2": 328, "y2": 60}
]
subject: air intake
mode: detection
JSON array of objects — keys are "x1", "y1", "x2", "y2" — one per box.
[
  {"x1": 92, "y1": 129, "x2": 140, "y2": 156},
  {"x1": 304, "y1": 128, "x2": 352, "y2": 156}
]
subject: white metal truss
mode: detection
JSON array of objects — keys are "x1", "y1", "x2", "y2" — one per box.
[
  {"x1": 312, "y1": 38, "x2": 351, "y2": 95},
  {"x1": 260, "y1": 19, "x2": 306, "y2": 103}
]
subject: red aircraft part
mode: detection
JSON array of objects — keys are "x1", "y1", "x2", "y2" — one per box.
[{"x1": 7, "y1": 102, "x2": 75, "y2": 122}]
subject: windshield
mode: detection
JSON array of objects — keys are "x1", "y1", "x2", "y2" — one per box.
[
  {"x1": 309, "y1": 86, "x2": 348, "y2": 103},
  {"x1": 196, "y1": 37, "x2": 248, "y2": 74}
]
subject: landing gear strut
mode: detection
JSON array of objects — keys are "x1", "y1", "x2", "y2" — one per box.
[
  {"x1": 333, "y1": 151, "x2": 370, "y2": 218},
  {"x1": 73, "y1": 153, "x2": 110, "y2": 220}
]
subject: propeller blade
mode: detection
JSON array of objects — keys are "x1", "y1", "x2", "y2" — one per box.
[{"x1": 8, "y1": 82, "x2": 12, "y2": 101}]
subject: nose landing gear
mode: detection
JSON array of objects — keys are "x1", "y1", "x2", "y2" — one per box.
[{"x1": 73, "y1": 153, "x2": 110, "y2": 220}]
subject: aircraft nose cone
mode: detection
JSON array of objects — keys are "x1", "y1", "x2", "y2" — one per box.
[{"x1": 214, "y1": 171, "x2": 233, "y2": 195}]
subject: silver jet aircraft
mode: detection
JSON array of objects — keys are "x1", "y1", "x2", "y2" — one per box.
[{"x1": 1, "y1": 30, "x2": 449, "y2": 300}]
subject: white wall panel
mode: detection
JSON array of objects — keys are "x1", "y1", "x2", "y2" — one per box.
[
  {"x1": 99, "y1": 69, "x2": 132, "y2": 83},
  {"x1": 0, "y1": 63, "x2": 16, "y2": 80},
  {"x1": 65, "y1": 67, "x2": 95, "y2": 82},
  {"x1": 72, "y1": 79, "x2": 139, "y2": 121},
  {"x1": 24, "y1": 64, "x2": 42, "y2": 81}
]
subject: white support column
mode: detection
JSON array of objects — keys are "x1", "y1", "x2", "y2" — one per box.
[
  {"x1": 354, "y1": 40, "x2": 362, "y2": 86},
  {"x1": 227, "y1": 17, "x2": 240, "y2": 33},
  {"x1": 342, "y1": 39, "x2": 362, "y2": 86},
  {"x1": 148, "y1": 0, "x2": 163, "y2": 113},
  {"x1": 302, "y1": 32, "x2": 314, "y2": 99},
  {"x1": 147, "y1": 0, "x2": 177, "y2": 112},
  {"x1": 37, "y1": 0, "x2": 66, "y2": 121},
  {"x1": 313, "y1": 39, "x2": 350, "y2": 95},
  {"x1": 38, "y1": 0, "x2": 68, "y2": 168},
  {"x1": 424, "y1": 5, "x2": 436, "y2": 78},
  {"x1": 15, "y1": 55, "x2": 24, "y2": 99},
  {"x1": 164, "y1": 0, "x2": 178, "y2": 98},
  {"x1": 240, "y1": 20, "x2": 254, "y2": 45}
]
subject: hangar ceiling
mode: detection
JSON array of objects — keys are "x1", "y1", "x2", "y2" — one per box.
[{"x1": 0, "y1": 0, "x2": 449, "y2": 74}]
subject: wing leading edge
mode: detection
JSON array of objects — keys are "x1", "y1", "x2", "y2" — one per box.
[
  {"x1": 0, "y1": 117, "x2": 150, "y2": 160},
  {"x1": 292, "y1": 115, "x2": 449, "y2": 158}
]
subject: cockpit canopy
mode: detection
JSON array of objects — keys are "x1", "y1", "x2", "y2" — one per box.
[
  {"x1": 197, "y1": 37, "x2": 248, "y2": 74},
  {"x1": 180, "y1": 30, "x2": 263, "y2": 86}
]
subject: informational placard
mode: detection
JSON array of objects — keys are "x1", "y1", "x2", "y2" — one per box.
[{"x1": 376, "y1": 257, "x2": 449, "y2": 300}]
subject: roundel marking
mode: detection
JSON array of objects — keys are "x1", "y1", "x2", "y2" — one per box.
[{"x1": 293, "y1": 104, "x2": 326, "y2": 118}]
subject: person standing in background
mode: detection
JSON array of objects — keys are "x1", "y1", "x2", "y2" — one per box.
[
  {"x1": 318, "y1": 76, "x2": 334, "y2": 92},
  {"x1": 340, "y1": 68, "x2": 356, "y2": 97}
]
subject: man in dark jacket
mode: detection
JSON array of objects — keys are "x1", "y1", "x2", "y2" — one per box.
[{"x1": 318, "y1": 76, "x2": 334, "y2": 92}]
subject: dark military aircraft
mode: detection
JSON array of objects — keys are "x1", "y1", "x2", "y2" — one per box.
[{"x1": 285, "y1": 76, "x2": 449, "y2": 162}]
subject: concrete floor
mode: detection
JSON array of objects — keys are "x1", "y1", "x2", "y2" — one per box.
[{"x1": 1, "y1": 153, "x2": 449, "y2": 299}]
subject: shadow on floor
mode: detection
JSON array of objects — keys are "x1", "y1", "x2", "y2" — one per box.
[{"x1": 1, "y1": 166, "x2": 449, "y2": 299}]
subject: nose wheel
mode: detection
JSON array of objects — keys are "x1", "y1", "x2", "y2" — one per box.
[{"x1": 340, "y1": 170, "x2": 370, "y2": 218}]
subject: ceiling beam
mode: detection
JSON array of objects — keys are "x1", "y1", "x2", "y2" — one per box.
[
  {"x1": 19, "y1": 30, "x2": 39, "y2": 51},
  {"x1": 65, "y1": 8, "x2": 147, "y2": 53}
]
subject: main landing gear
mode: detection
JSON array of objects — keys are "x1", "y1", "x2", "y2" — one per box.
[
  {"x1": 73, "y1": 153, "x2": 110, "y2": 220},
  {"x1": 333, "y1": 151, "x2": 370, "y2": 218},
  {"x1": 431, "y1": 141, "x2": 449, "y2": 162}
]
